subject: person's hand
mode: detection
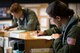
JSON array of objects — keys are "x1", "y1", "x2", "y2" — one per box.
[
  {"x1": 3, "y1": 26, "x2": 10, "y2": 30},
  {"x1": 51, "y1": 34, "x2": 61, "y2": 39},
  {"x1": 37, "y1": 31, "x2": 45, "y2": 36}
]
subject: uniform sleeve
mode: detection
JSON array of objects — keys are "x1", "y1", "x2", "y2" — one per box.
[
  {"x1": 44, "y1": 26, "x2": 61, "y2": 35},
  {"x1": 66, "y1": 26, "x2": 80, "y2": 53},
  {"x1": 25, "y1": 10, "x2": 40, "y2": 31},
  {"x1": 9, "y1": 18, "x2": 18, "y2": 28},
  {"x1": 54, "y1": 26, "x2": 80, "y2": 53}
]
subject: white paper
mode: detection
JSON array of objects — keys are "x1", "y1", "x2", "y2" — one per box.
[
  {"x1": 9, "y1": 30, "x2": 26, "y2": 33},
  {"x1": 9, "y1": 30, "x2": 25, "y2": 38},
  {"x1": 9, "y1": 32, "x2": 20, "y2": 38},
  {"x1": 34, "y1": 36, "x2": 53, "y2": 40}
]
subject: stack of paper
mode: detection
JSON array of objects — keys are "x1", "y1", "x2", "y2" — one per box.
[
  {"x1": 9, "y1": 30, "x2": 25, "y2": 38},
  {"x1": 34, "y1": 36, "x2": 53, "y2": 40}
]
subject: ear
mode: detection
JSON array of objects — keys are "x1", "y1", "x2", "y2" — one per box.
[{"x1": 56, "y1": 16, "x2": 61, "y2": 21}]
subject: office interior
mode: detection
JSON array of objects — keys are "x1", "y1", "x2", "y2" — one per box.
[{"x1": 0, "y1": 0, "x2": 80, "y2": 53}]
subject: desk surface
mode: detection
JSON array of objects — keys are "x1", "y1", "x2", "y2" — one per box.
[
  {"x1": 0, "y1": 31, "x2": 53, "y2": 40},
  {"x1": 0, "y1": 31, "x2": 9, "y2": 37},
  {"x1": 0, "y1": 31, "x2": 53, "y2": 53}
]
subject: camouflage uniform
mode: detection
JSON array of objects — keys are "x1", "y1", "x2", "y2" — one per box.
[
  {"x1": 53, "y1": 16, "x2": 80, "y2": 53},
  {"x1": 9, "y1": 8, "x2": 40, "y2": 31},
  {"x1": 9, "y1": 9, "x2": 40, "y2": 52},
  {"x1": 44, "y1": 25, "x2": 61, "y2": 35}
]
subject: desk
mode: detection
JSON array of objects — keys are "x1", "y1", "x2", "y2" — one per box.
[
  {"x1": 0, "y1": 31, "x2": 53, "y2": 53},
  {"x1": 0, "y1": 31, "x2": 9, "y2": 53}
]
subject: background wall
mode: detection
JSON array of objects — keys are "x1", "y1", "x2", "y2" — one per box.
[
  {"x1": 69, "y1": 3, "x2": 80, "y2": 17},
  {"x1": 0, "y1": 0, "x2": 80, "y2": 7}
]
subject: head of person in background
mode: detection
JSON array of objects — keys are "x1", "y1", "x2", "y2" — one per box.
[
  {"x1": 46, "y1": 0, "x2": 74, "y2": 28},
  {"x1": 37, "y1": 0, "x2": 73, "y2": 36},
  {"x1": 4, "y1": 3, "x2": 40, "y2": 31},
  {"x1": 46, "y1": 0, "x2": 80, "y2": 53},
  {"x1": 10, "y1": 3, "x2": 23, "y2": 19}
]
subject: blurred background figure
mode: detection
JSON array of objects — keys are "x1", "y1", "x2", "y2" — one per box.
[
  {"x1": 3, "y1": 3, "x2": 40, "y2": 31},
  {"x1": 4, "y1": 3, "x2": 40, "y2": 53}
]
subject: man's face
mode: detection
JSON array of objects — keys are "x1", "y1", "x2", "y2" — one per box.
[
  {"x1": 49, "y1": 17, "x2": 55, "y2": 25},
  {"x1": 50, "y1": 16, "x2": 62, "y2": 28},
  {"x1": 11, "y1": 11, "x2": 22, "y2": 18}
]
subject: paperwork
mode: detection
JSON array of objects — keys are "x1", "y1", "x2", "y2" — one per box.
[
  {"x1": 9, "y1": 30, "x2": 25, "y2": 38},
  {"x1": 9, "y1": 30, "x2": 26, "y2": 33},
  {"x1": 34, "y1": 36, "x2": 53, "y2": 40}
]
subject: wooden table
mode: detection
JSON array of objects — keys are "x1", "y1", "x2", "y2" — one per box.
[{"x1": 0, "y1": 31, "x2": 53, "y2": 53}]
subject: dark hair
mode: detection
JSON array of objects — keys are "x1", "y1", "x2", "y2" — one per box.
[
  {"x1": 46, "y1": 0, "x2": 74, "y2": 18},
  {"x1": 10, "y1": 3, "x2": 22, "y2": 13}
]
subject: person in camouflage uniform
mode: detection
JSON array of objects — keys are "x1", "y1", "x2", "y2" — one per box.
[
  {"x1": 3, "y1": 3, "x2": 40, "y2": 53},
  {"x1": 4, "y1": 3, "x2": 40, "y2": 31},
  {"x1": 46, "y1": 0, "x2": 80, "y2": 53}
]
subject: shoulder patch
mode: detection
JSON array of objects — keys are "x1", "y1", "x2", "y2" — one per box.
[{"x1": 67, "y1": 37, "x2": 76, "y2": 45}]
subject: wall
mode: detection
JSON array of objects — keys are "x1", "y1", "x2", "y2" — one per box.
[{"x1": 69, "y1": 3, "x2": 80, "y2": 17}]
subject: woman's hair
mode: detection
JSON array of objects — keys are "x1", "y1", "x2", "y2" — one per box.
[
  {"x1": 10, "y1": 3, "x2": 22, "y2": 13},
  {"x1": 46, "y1": 0, "x2": 74, "y2": 18}
]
